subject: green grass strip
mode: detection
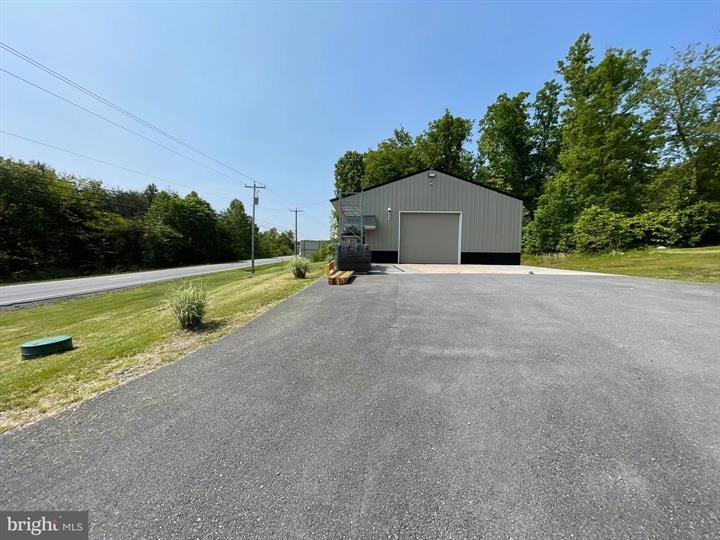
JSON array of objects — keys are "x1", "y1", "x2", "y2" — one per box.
[
  {"x1": 0, "y1": 262, "x2": 322, "y2": 433},
  {"x1": 522, "y1": 246, "x2": 720, "y2": 282}
]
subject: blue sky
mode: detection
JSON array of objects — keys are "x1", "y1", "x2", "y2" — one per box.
[{"x1": 1, "y1": 1, "x2": 717, "y2": 240}]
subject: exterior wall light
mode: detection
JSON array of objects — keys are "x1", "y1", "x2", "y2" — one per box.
[{"x1": 387, "y1": 207, "x2": 392, "y2": 222}]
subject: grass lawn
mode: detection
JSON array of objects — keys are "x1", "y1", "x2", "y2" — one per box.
[
  {"x1": 522, "y1": 246, "x2": 720, "y2": 282},
  {"x1": 0, "y1": 262, "x2": 322, "y2": 433}
]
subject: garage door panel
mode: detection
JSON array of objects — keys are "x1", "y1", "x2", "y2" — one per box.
[{"x1": 399, "y1": 213, "x2": 459, "y2": 264}]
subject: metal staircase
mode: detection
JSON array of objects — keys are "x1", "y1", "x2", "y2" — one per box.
[
  {"x1": 336, "y1": 192, "x2": 372, "y2": 272},
  {"x1": 338, "y1": 192, "x2": 364, "y2": 243}
]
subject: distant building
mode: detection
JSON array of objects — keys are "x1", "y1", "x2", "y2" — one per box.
[{"x1": 300, "y1": 240, "x2": 330, "y2": 259}]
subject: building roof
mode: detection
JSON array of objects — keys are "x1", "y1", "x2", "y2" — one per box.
[{"x1": 329, "y1": 168, "x2": 523, "y2": 203}]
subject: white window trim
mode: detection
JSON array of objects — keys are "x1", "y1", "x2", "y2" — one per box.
[{"x1": 397, "y1": 211, "x2": 462, "y2": 265}]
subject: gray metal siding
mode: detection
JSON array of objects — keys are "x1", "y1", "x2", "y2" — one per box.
[{"x1": 342, "y1": 171, "x2": 522, "y2": 253}]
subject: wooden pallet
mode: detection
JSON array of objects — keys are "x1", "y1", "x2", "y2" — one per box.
[{"x1": 327, "y1": 270, "x2": 355, "y2": 285}]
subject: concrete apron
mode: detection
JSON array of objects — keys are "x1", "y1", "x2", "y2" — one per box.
[{"x1": 372, "y1": 263, "x2": 608, "y2": 275}]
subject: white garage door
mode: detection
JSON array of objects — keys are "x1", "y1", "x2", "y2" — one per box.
[{"x1": 399, "y1": 212, "x2": 460, "y2": 264}]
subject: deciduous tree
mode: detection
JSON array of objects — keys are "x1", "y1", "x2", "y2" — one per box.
[
  {"x1": 645, "y1": 43, "x2": 720, "y2": 203},
  {"x1": 557, "y1": 34, "x2": 658, "y2": 214},
  {"x1": 414, "y1": 109, "x2": 474, "y2": 179},
  {"x1": 363, "y1": 127, "x2": 418, "y2": 188},
  {"x1": 477, "y1": 93, "x2": 534, "y2": 200},
  {"x1": 334, "y1": 150, "x2": 365, "y2": 195}
]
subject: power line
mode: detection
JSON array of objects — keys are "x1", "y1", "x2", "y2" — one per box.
[
  {"x1": 256, "y1": 206, "x2": 291, "y2": 212},
  {"x1": 254, "y1": 219, "x2": 281, "y2": 228},
  {"x1": 253, "y1": 215, "x2": 287, "y2": 232},
  {"x1": 0, "y1": 68, "x2": 249, "y2": 186},
  {"x1": 263, "y1": 184, "x2": 295, "y2": 208},
  {"x1": 0, "y1": 47, "x2": 314, "y2": 222},
  {"x1": 0, "y1": 129, "x2": 236, "y2": 202},
  {"x1": 296, "y1": 198, "x2": 331, "y2": 209},
  {"x1": 260, "y1": 200, "x2": 329, "y2": 212},
  {"x1": 0, "y1": 41, "x2": 255, "y2": 181}
]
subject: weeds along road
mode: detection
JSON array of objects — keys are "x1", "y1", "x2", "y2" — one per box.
[{"x1": 0, "y1": 257, "x2": 288, "y2": 307}]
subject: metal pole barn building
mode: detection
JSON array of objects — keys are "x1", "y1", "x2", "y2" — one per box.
[{"x1": 331, "y1": 169, "x2": 523, "y2": 265}]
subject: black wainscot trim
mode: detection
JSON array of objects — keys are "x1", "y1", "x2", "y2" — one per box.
[
  {"x1": 461, "y1": 252, "x2": 521, "y2": 265},
  {"x1": 371, "y1": 251, "x2": 399, "y2": 263}
]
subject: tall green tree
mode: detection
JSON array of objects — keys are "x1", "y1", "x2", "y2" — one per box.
[
  {"x1": 531, "y1": 80, "x2": 563, "y2": 192},
  {"x1": 0, "y1": 158, "x2": 146, "y2": 275},
  {"x1": 334, "y1": 150, "x2": 366, "y2": 195},
  {"x1": 143, "y1": 183, "x2": 159, "y2": 205},
  {"x1": 1, "y1": 159, "x2": 71, "y2": 275},
  {"x1": 414, "y1": 109, "x2": 475, "y2": 179},
  {"x1": 256, "y1": 227, "x2": 294, "y2": 257},
  {"x1": 143, "y1": 191, "x2": 221, "y2": 265},
  {"x1": 142, "y1": 192, "x2": 189, "y2": 266},
  {"x1": 476, "y1": 93, "x2": 534, "y2": 200},
  {"x1": 363, "y1": 127, "x2": 418, "y2": 188},
  {"x1": 523, "y1": 175, "x2": 579, "y2": 253},
  {"x1": 106, "y1": 187, "x2": 151, "y2": 219},
  {"x1": 220, "y1": 199, "x2": 252, "y2": 260},
  {"x1": 645, "y1": 43, "x2": 720, "y2": 203},
  {"x1": 556, "y1": 33, "x2": 658, "y2": 214},
  {"x1": 0, "y1": 156, "x2": 299, "y2": 278}
]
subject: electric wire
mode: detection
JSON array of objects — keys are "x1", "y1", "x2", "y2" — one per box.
[
  {"x1": 0, "y1": 41, "x2": 255, "y2": 181},
  {"x1": 0, "y1": 68, "x2": 249, "y2": 185},
  {"x1": 0, "y1": 129, "x2": 237, "y2": 202},
  {"x1": 0, "y1": 44, "x2": 316, "y2": 232}
]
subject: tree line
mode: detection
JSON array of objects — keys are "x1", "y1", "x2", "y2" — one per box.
[
  {"x1": 334, "y1": 34, "x2": 719, "y2": 254},
  {"x1": 0, "y1": 158, "x2": 295, "y2": 281}
]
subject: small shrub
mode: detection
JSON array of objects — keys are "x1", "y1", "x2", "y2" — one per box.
[
  {"x1": 288, "y1": 256, "x2": 310, "y2": 278},
  {"x1": 626, "y1": 203, "x2": 714, "y2": 248},
  {"x1": 573, "y1": 206, "x2": 630, "y2": 253},
  {"x1": 310, "y1": 243, "x2": 336, "y2": 262},
  {"x1": 164, "y1": 281, "x2": 208, "y2": 329},
  {"x1": 675, "y1": 202, "x2": 712, "y2": 246},
  {"x1": 703, "y1": 201, "x2": 720, "y2": 244},
  {"x1": 521, "y1": 220, "x2": 542, "y2": 255}
]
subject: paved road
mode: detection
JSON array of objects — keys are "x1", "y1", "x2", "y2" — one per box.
[
  {"x1": 0, "y1": 257, "x2": 287, "y2": 306},
  {"x1": 1, "y1": 273, "x2": 719, "y2": 537}
]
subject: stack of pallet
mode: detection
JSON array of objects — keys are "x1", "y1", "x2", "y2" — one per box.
[
  {"x1": 325, "y1": 260, "x2": 355, "y2": 285},
  {"x1": 328, "y1": 270, "x2": 354, "y2": 285}
]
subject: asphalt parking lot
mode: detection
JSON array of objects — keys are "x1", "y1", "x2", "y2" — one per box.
[{"x1": 1, "y1": 272, "x2": 719, "y2": 538}]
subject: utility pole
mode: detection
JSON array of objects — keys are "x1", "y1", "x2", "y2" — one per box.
[
  {"x1": 290, "y1": 208, "x2": 303, "y2": 255},
  {"x1": 244, "y1": 180, "x2": 266, "y2": 273}
]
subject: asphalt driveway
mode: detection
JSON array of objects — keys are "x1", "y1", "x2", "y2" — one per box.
[{"x1": 1, "y1": 273, "x2": 719, "y2": 538}]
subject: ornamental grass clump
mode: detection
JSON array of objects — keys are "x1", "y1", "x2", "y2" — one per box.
[
  {"x1": 164, "y1": 281, "x2": 208, "y2": 329},
  {"x1": 288, "y1": 256, "x2": 310, "y2": 279}
]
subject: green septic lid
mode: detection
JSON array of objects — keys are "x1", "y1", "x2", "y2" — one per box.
[{"x1": 20, "y1": 335, "x2": 73, "y2": 359}]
